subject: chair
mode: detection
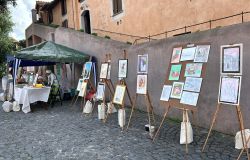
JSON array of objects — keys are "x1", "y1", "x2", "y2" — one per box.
[{"x1": 49, "y1": 84, "x2": 62, "y2": 107}]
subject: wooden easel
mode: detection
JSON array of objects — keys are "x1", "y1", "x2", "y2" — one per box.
[
  {"x1": 238, "y1": 136, "x2": 250, "y2": 160},
  {"x1": 202, "y1": 103, "x2": 249, "y2": 160},
  {"x1": 104, "y1": 50, "x2": 133, "y2": 123}
]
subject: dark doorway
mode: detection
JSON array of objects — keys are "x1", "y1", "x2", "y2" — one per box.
[{"x1": 81, "y1": 10, "x2": 91, "y2": 34}]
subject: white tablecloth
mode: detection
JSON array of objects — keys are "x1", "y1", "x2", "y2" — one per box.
[{"x1": 14, "y1": 86, "x2": 51, "y2": 113}]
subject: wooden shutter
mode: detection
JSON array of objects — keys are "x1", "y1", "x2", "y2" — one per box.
[
  {"x1": 117, "y1": 0, "x2": 122, "y2": 13},
  {"x1": 113, "y1": 0, "x2": 118, "y2": 14}
]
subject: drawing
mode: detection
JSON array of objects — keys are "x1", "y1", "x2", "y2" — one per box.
[
  {"x1": 82, "y1": 62, "x2": 92, "y2": 79},
  {"x1": 184, "y1": 63, "x2": 203, "y2": 77},
  {"x1": 136, "y1": 75, "x2": 147, "y2": 94},
  {"x1": 160, "y1": 85, "x2": 172, "y2": 101},
  {"x1": 79, "y1": 81, "x2": 87, "y2": 97},
  {"x1": 180, "y1": 91, "x2": 199, "y2": 106},
  {"x1": 221, "y1": 44, "x2": 242, "y2": 74},
  {"x1": 113, "y1": 85, "x2": 126, "y2": 105},
  {"x1": 219, "y1": 76, "x2": 241, "y2": 105},
  {"x1": 194, "y1": 45, "x2": 211, "y2": 62},
  {"x1": 100, "y1": 63, "x2": 109, "y2": 79},
  {"x1": 76, "y1": 79, "x2": 84, "y2": 91},
  {"x1": 170, "y1": 82, "x2": 184, "y2": 99},
  {"x1": 171, "y1": 47, "x2": 182, "y2": 63},
  {"x1": 169, "y1": 64, "x2": 182, "y2": 80},
  {"x1": 96, "y1": 82, "x2": 105, "y2": 100},
  {"x1": 138, "y1": 54, "x2": 148, "y2": 74},
  {"x1": 180, "y1": 47, "x2": 196, "y2": 61},
  {"x1": 184, "y1": 77, "x2": 203, "y2": 92},
  {"x1": 118, "y1": 59, "x2": 128, "y2": 78}
]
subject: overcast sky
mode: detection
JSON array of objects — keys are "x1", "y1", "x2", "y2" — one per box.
[{"x1": 9, "y1": 0, "x2": 52, "y2": 41}]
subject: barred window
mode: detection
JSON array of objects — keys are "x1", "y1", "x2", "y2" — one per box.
[{"x1": 112, "y1": 0, "x2": 123, "y2": 15}]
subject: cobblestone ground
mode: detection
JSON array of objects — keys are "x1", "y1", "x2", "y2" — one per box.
[{"x1": 0, "y1": 100, "x2": 248, "y2": 160}]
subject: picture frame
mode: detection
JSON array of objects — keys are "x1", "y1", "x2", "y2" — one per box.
[
  {"x1": 180, "y1": 91, "x2": 199, "y2": 106},
  {"x1": 76, "y1": 79, "x2": 84, "y2": 91},
  {"x1": 194, "y1": 45, "x2": 211, "y2": 62},
  {"x1": 107, "y1": 64, "x2": 111, "y2": 80},
  {"x1": 137, "y1": 54, "x2": 148, "y2": 74},
  {"x1": 180, "y1": 47, "x2": 196, "y2": 61},
  {"x1": 170, "y1": 82, "x2": 184, "y2": 99},
  {"x1": 82, "y1": 62, "x2": 92, "y2": 79},
  {"x1": 118, "y1": 59, "x2": 128, "y2": 78},
  {"x1": 171, "y1": 47, "x2": 182, "y2": 63},
  {"x1": 113, "y1": 85, "x2": 126, "y2": 105},
  {"x1": 168, "y1": 64, "x2": 182, "y2": 81},
  {"x1": 136, "y1": 74, "x2": 147, "y2": 95},
  {"x1": 218, "y1": 76, "x2": 241, "y2": 105},
  {"x1": 184, "y1": 77, "x2": 203, "y2": 92},
  {"x1": 100, "y1": 63, "x2": 109, "y2": 79},
  {"x1": 184, "y1": 63, "x2": 203, "y2": 77},
  {"x1": 96, "y1": 82, "x2": 105, "y2": 100},
  {"x1": 220, "y1": 44, "x2": 243, "y2": 75},
  {"x1": 79, "y1": 81, "x2": 87, "y2": 97},
  {"x1": 160, "y1": 85, "x2": 172, "y2": 101}
]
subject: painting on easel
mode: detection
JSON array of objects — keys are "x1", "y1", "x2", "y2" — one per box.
[
  {"x1": 118, "y1": 59, "x2": 128, "y2": 78},
  {"x1": 96, "y1": 82, "x2": 105, "y2": 100},
  {"x1": 136, "y1": 75, "x2": 147, "y2": 95},
  {"x1": 79, "y1": 81, "x2": 87, "y2": 97},
  {"x1": 82, "y1": 62, "x2": 92, "y2": 79},
  {"x1": 113, "y1": 85, "x2": 126, "y2": 105},
  {"x1": 100, "y1": 63, "x2": 109, "y2": 79},
  {"x1": 160, "y1": 85, "x2": 172, "y2": 101},
  {"x1": 137, "y1": 54, "x2": 148, "y2": 74}
]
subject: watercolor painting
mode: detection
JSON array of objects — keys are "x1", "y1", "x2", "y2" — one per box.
[
  {"x1": 138, "y1": 54, "x2": 148, "y2": 74},
  {"x1": 170, "y1": 82, "x2": 184, "y2": 99},
  {"x1": 169, "y1": 64, "x2": 182, "y2": 80},
  {"x1": 160, "y1": 85, "x2": 172, "y2": 101},
  {"x1": 171, "y1": 47, "x2": 182, "y2": 63},
  {"x1": 184, "y1": 77, "x2": 203, "y2": 92},
  {"x1": 118, "y1": 59, "x2": 128, "y2": 78},
  {"x1": 180, "y1": 47, "x2": 196, "y2": 61},
  {"x1": 194, "y1": 45, "x2": 211, "y2": 62},
  {"x1": 100, "y1": 63, "x2": 109, "y2": 79},
  {"x1": 136, "y1": 75, "x2": 147, "y2": 94},
  {"x1": 96, "y1": 82, "x2": 105, "y2": 100},
  {"x1": 113, "y1": 85, "x2": 126, "y2": 105},
  {"x1": 180, "y1": 91, "x2": 199, "y2": 106},
  {"x1": 184, "y1": 63, "x2": 203, "y2": 77},
  {"x1": 82, "y1": 62, "x2": 92, "y2": 79}
]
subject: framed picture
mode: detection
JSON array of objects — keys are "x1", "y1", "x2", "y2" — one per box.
[
  {"x1": 194, "y1": 45, "x2": 211, "y2": 62},
  {"x1": 113, "y1": 85, "x2": 126, "y2": 105},
  {"x1": 76, "y1": 79, "x2": 84, "y2": 91},
  {"x1": 184, "y1": 63, "x2": 203, "y2": 77},
  {"x1": 82, "y1": 62, "x2": 92, "y2": 79},
  {"x1": 219, "y1": 76, "x2": 241, "y2": 105},
  {"x1": 160, "y1": 85, "x2": 172, "y2": 101},
  {"x1": 137, "y1": 54, "x2": 148, "y2": 74},
  {"x1": 96, "y1": 82, "x2": 105, "y2": 100},
  {"x1": 180, "y1": 91, "x2": 199, "y2": 106},
  {"x1": 180, "y1": 47, "x2": 196, "y2": 61},
  {"x1": 79, "y1": 81, "x2": 87, "y2": 97},
  {"x1": 221, "y1": 44, "x2": 243, "y2": 75},
  {"x1": 136, "y1": 74, "x2": 147, "y2": 94},
  {"x1": 107, "y1": 64, "x2": 111, "y2": 80},
  {"x1": 169, "y1": 64, "x2": 182, "y2": 81},
  {"x1": 118, "y1": 59, "x2": 128, "y2": 78},
  {"x1": 170, "y1": 82, "x2": 184, "y2": 99},
  {"x1": 171, "y1": 47, "x2": 182, "y2": 63},
  {"x1": 100, "y1": 63, "x2": 109, "y2": 79},
  {"x1": 184, "y1": 77, "x2": 203, "y2": 92}
]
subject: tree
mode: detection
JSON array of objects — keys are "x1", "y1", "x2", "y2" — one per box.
[{"x1": 0, "y1": 0, "x2": 16, "y2": 11}]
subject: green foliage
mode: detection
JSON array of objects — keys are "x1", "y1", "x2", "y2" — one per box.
[
  {"x1": 18, "y1": 39, "x2": 26, "y2": 49},
  {"x1": 79, "y1": 29, "x2": 84, "y2": 32},
  {"x1": 126, "y1": 41, "x2": 132, "y2": 45},
  {"x1": 104, "y1": 35, "x2": 111, "y2": 39},
  {"x1": 0, "y1": 0, "x2": 16, "y2": 11},
  {"x1": 91, "y1": 33, "x2": 98, "y2": 36}
]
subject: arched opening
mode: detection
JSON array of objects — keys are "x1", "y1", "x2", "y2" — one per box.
[{"x1": 81, "y1": 10, "x2": 91, "y2": 34}]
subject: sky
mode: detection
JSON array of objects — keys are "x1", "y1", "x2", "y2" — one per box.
[{"x1": 9, "y1": 0, "x2": 53, "y2": 41}]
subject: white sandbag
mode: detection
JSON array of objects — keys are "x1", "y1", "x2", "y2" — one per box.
[
  {"x1": 83, "y1": 100, "x2": 93, "y2": 114},
  {"x1": 180, "y1": 111, "x2": 193, "y2": 144},
  {"x1": 2, "y1": 76, "x2": 8, "y2": 91},
  {"x1": 235, "y1": 129, "x2": 250, "y2": 149},
  {"x1": 7, "y1": 82, "x2": 13, "y2": 101},
  {"x1": 107, "y1": 102, "x2": 117, "y2": 114},
  {"x1": 98, "y1": 103, "x2": 106, "y2": 120},
  {"x1": 0, "y1": 93, "x2": 6, "y2": 101},
  {"x1": 12, "y1": 101, "x2": 20, "y2": 112},
  {"x1": 2, "y1": 101, "x2": 13, "y2": 112},
  {"x1": 118, "y1": 109, "x2": 126, "y2": 127}
]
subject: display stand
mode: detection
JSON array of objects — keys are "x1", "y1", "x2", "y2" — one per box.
[
  {"x1": 104, "y1": 50, "x2": 133, "y2": 123},
  {"x1": 238, "y1": 136, "x2": 250, "y2": 160}
]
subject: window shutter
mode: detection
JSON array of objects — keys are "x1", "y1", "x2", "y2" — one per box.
[
  {"x1": 113, "y1": 0, "x2": 118, "y2": 14},
  {"x1": 117, "y1": 0, "x2": 122, "y2": 13}
]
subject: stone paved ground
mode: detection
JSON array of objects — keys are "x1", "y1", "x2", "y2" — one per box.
[{"x1": 0, "y1": 100, "x2": 248, "y2": 160}]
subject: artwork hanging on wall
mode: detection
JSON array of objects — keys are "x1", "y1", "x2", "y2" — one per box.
[
  {"x1": 113, "y1": 85, "x2": 126, "y2": 105},
  {"x1": 160, "y1": 85, "x2": 172, "y2": 101},
  {"x1": 169, "y1": 64, "x2": 182, "y2": 80},
  {"x1": 219, "y1": 76, "x2": 241, "y2": 105},
  {"x1": 180, "y1": 47, "x2": 196, "y2": 61},
  {"x1": 79, "y1": 81, "x2": 87, "y2": 97},
  {"x1": 180, "y1": 91, "x2": 199, "y2": 106},
  {"x1": 137, "y1": 54, "x2": 148, "y2": 74},
  {"x1": 82, "y1": 62, "x2": 92, "y2": 79},
  {"x1": 118, "y1": 59, "x2": 128, "y2": 78},
  {"x1": 171, "y1": 47, "x2": 182, "y2": 63},
  {"x1": 136, "y1": 74, "x2": 147, "y2": 94},
  {"x1": 107, "y1": 64, "x2": 111, "y2": 80},
  {"x1": 184, "y1": 77, "x2": 203, "y2": 92},
  {"x1": 96, "y1": 82, "x2": 105, "y2": 100},
  {"x1": 221, "y1": 44, "x2": 243, "y2": 75},
  {"x1": 76, "y1": 79, "x2": 84, "y2": 91},
  {"x1": 184, "y1": 63, "x2": 203, "y2": 77},
  {"x1": 100, "y1": 63, "x2": 109, "y2": 79},
  {"x1": 194, "y1": 45, "x2": 211, "y2": 62},
  {"x1": 170, "y1": 82, "x2": 184, "y2": 99}
]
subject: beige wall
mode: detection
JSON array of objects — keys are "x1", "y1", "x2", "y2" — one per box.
[{"x1": 52, "y1": 2, "x2": 62, "y2": 26}]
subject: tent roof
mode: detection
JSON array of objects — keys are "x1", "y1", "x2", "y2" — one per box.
[{"x1": 15, "y1": 41, "x2": 90, "y2": 63}]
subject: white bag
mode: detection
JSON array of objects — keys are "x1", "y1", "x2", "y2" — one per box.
[
  {"x1": 2, "y1": 101, "x2": 13, "y2": 112},
  {"x1": 107, "y1": 102, "x2": 117, "y2": 114},
  {"x1": 235, "y1": 129, "x2": 250, "y2": 149},
  {"x1": 12, "y1": 101, "x2": 20, "y2": 112},
  {"x1": 98, "y1": 103, "x2": 106, "y2": 120},
  {"x1": 118, "y1": 109, "x2": 126, "y2": 127},
  {"x1": 0, "y1": 93, "x2": 6, "y2": 102},
  {"x1": 180, "y1": 110, "x2": 193, "y2": 144},
  {"x1": 83, "y1": 100, "x2": 93, "y2": 114}
]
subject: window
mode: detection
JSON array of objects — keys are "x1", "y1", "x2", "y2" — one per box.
[
  {"x1": 61, "y1": 0, "x2": 67, "y2": 16},
  {"x1": 62, "y1": 20, "x2": 68, "y2": 28},
  {"x1": 79, "y1": 0, "x2": 85, "y2": 2},
  {"x1": 48, "y1": 10, "x2": 53, "y2": 24},
  {"x1": 112, "y1": 0, "x2": 123, "y2": 15}
]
